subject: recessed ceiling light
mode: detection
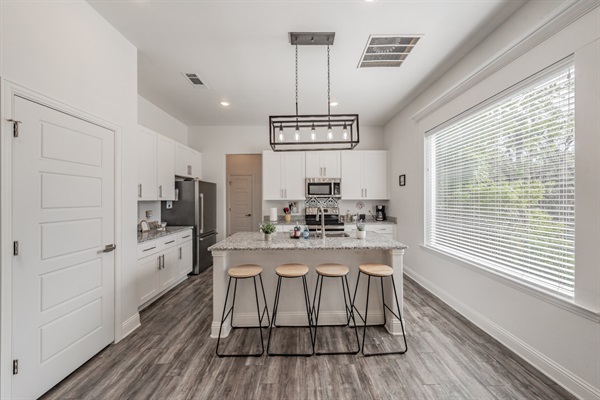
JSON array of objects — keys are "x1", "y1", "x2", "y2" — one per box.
[
  {"x1": 220, "y1": 101, "x2": 230, "y2": 107},
  {"x1": 365, "y1": 0, "x2": 376, "y2": 2},
  {"x1": 330, "y1": 102, "x2": 338, "y2": 107}
]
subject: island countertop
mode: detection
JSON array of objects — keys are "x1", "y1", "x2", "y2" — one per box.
[{"x1": 208, "y1": 231, "x2": 408, "y2": 252}]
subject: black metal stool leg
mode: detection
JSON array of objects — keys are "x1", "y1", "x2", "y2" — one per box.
[
  {"x1": 216, "y1": 277, "x2": 233, "y2": 356},
  {"x1": 259, "y1": 274, "x2": 270, "y2": 328}
]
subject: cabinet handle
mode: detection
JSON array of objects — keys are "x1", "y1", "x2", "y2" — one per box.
[
  {"x1": 182, "y1": 234, "x2": 191, "y2": 239},
  {"x1": 138, "y1": 184, "x2": 142, "y2": 198},
  {"x1": 143, "y1": 246, "x2": 156, "y2": 252},
  {"x1": 179, "y1": 247, "x2": 182, "y2": 260},
  {"x1": 161, "y1": 254, "x2": 165, "y2": 269},
  {"x1": 365, "y1": 188, "x2": 367, "y2": 198},
  {"x1": 324, "y1": 167, "x2": 327, "y2": 176},
  {"x1": 159, "y1": 185, "x2": 163, "y2": 198},
  {"x1": 187, "y1": 165, "x2": 192, "y2": 175},
  {"x1": 157, "y1": 255, "x2": 161, "y2": 270},
  {"x1": 165, "y1": 240, "x2": 175, "y2": 245}
]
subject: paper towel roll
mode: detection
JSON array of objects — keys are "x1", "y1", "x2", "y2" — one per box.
[{"x1": 270, "y1": 207, "x2": 278, "y2": 222}]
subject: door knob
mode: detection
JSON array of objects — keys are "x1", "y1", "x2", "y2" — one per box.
[{"x1": 245, "y1": 214, "x2": 252, "y2": 217}]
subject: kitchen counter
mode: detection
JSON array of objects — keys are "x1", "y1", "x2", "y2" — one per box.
[
  {"x1": 208, "y1": 231, "x2": 406, "y2": 251},
  {"x1": 209, "y1": 231, "x2": 407, "y2": 339},
  {"x1": 137, "y1": 226, "x2": 193, "y2": 243}
]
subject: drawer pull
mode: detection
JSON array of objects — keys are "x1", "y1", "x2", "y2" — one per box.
[
  {"x1": 165, "y1": 240, "x2": 175, "y2": 245},
  {"x1": 143, "y1": 246, "x2": 156, "y2": 252},
  {"x1": 182, "y1": 235, "x2": 191, "y2": 239}
]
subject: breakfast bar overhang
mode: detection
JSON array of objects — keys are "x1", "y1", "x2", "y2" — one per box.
[{"x1": 209, "y1": 232, "x2": 408, "y2": 338}]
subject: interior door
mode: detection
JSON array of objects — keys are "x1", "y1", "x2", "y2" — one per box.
[
  {"x1": 229, "y1": 175, "x2": 253, "y2": 235},
  {"x1": 12, "y1": 96, "x2": 115, "y2": 399}
]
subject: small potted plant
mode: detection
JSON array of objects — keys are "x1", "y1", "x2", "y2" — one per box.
[
  {"x1": 260, "y1": 222, "x2": 276, "y2": 241},
  {"x1": 356, "y1": 219, "x2": 366, "y2": 239}
]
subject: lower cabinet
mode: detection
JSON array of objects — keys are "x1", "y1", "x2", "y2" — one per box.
[{"x1": 137, "y1": 228, "x2": 193, "y2": 308}]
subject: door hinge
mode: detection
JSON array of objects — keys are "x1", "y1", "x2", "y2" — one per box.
[
  {"x1": 13, "y1": 359, "x2": 18, "y2": 375},
  {"x1": 229, "y1": 181, "x2": 232, "y2": 186},
  {"x1": 7, "y1": 119, "x2": 22, "y2": 138},
  {"x1": 13, "y1": 241, "x2": 19, "y2": 256}
]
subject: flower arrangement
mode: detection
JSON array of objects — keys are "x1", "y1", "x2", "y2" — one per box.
[
  {"x1": 356, "y1": 219, "x2": 366, "y2": 231},
  {"x1": 259, "y1": 222, "x2": 276, "y2": 234}
]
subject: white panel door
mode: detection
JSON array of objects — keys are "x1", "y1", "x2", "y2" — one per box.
[{"x1": 12, "y1": 96, "x2": 115, "y2": 399}]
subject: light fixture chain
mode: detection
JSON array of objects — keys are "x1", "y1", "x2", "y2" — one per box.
[
  {"x1": 327, "y1": 44, "x2": 331, "y2": 117},
  {"x1": 295, "y1": 43, "x2": 299, "y2": 117}
]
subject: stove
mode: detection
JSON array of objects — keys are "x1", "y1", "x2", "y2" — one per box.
[{"x1": 304, "y1": 207, "x2": 345, "y2": 232}]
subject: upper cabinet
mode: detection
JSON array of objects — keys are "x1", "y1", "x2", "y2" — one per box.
[
  {"x1": 137, "y1": 127, "x2": 157, "y2": 201},
  {"x1": 305, "y1": 151, "x2": 341, "y2": 178},
  {"x1": 156, "y1": 135, "x2": 176, "y2": 200},
  {"x1": 341, "y1": 150, "x2": 389, "y2": 200},
  {"x1": 175, "y1": 143, "x2": 202, "y2": 179},
  {"x1": 263, "y1": 151, "x2": 306, "y2": 200}
]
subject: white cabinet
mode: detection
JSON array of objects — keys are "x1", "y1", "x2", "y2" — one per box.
[
  {"x1": 305, "y1": 151, "x2": 340, "y2": 178},
  {"x1": 341, "y1": 151, "x2": 389, "y2": 199},
  {"x1": 156, "y1": 135, "x2": 176, "y2": 200},
  {"x1": 137, "y1": 128, "x2": 157, "y2": 200},
  {"x1": 263, "y1": 151, "x2": 306, "y2": 200},
  {"x1": 177, "y1": 232, "x2": 193, "y2": 279},
  {"x1": 175, "y1": 143, "x2": 202, "y2": 179},
  {"x1": 137, "y1": 228, "x2": 193, "y2": 308}
]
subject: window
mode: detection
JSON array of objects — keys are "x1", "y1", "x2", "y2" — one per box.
[{"x1": 425, "y1": 62, "x2": 575, "y2": 297}]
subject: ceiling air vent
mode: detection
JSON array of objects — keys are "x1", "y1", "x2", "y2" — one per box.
[
  {"x1": 182, "y1": 72, "x2": 207, "y2": 87},
  {"x1": 358, "y1": 35, "x2": 421, "y2": 68}
]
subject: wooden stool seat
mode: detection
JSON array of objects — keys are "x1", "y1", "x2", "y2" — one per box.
[
  {"x1": 359, "y1": 263, "x2": 393, "y2": 277},
  {"x1": 276, "y1": 263, "x2": 309, "y2": 278},
  {"x1": 228, "y1": 264, "x2": 262, "y2": 278},
  {"x1": 315, "y1": 263, "x2": 349, "y2": 277}
]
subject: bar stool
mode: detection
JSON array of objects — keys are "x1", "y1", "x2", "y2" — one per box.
[
  {"x1": 312, "y1": 263, "x2": 360, "y2": 355},
  {"x1": 267, "y1": 263, "x2": 314, "y2": 357},
  {"x1": 352, "y1": 263, "x2": 408, "y2": 356},
  {"x1": 216, "y1": 264, "x2": 270, "y2": 357}
]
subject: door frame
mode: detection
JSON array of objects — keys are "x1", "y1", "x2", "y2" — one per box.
[{"x1": 0, "y1": 80, "x2": 123, "y2": 398}]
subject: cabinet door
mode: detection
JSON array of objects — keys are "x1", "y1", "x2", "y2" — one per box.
[
  {"x1": 263, "y1": 151, "x2": 283, "y2": 200},
  {"x1": 320, "y1": 151, "x2": 341, "y2": 178},
  {"x1": 156, "y1": 136, "x2": 175, "y2": 200},
  {"x1": 190, "y1": 150, "x2": 202, "y2": 179},
  {"x1": 363, "y1": 151, "x2": 389, "y2": 199},
  {"x1": 174, "y1": 143, "x2": 190, "y2": 177},
  {"x1": 341, "y1": 152, "x2": 363, "y2": 199},
  {"x1": 137, "y1": 128, "x2": 157, "y2": 200},
  {"x1": 159, "y1": 246, "x2": 178, "y2": 291},
  {"x1": 305, "y1": 152, "x2": 322, "y2": 177},
  {"x1": 137, "y1": 254, "x2": 160, "y2": 306},
  {"x1": 282, "y1": 152, "x2": 305, "y2": 199},
  {"x1": 177, "y1": 240, "x2": 193, "y2": 279}
]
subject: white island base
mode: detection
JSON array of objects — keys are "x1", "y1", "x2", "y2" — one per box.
[{"x1": 209, "y1": 232, "x2": 407, "y2": 339}]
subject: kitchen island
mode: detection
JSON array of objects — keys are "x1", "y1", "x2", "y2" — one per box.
[{"x1": 208, "y1": 232, "x2": 408, "y2": 338}]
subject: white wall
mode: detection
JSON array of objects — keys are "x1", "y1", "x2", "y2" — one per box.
[
  {"x1": 188, "y1": 125, "x2": 385, "y2": 241},
  {"x1": 384, "y1": 2, "x2": 600, "y2": 399},
  {"x1": 0, "y1": 2, "x2": 140, "y2": 396},
  {"x1": 138, "y1": 95, "x2": 188, "y2": 145}
]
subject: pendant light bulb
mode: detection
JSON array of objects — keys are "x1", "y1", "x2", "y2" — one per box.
[
  {"x1": 310, "y1": 123, "x2": 316, "y2": 141},
  {"x1": 327, "y1": 124, "x2": 333, "y2": 140},
  {"x1": 342, "y1": 123, "x2": 348, "y2": 140},
  {"x1": 294, "y1": 124, "x2": 300, "y2": 141},
  {"x1": 278, "y1": 124, "x2": 284, "y2": 142}
]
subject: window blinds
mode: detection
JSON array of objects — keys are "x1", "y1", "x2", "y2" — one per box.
[{"x1": 426, "y1": 64, "x2": 575, "y2": 297}]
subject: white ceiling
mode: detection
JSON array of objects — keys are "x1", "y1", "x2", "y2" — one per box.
[{"x1": 87, "y1": 0, "x2": 525, "y2": 127}]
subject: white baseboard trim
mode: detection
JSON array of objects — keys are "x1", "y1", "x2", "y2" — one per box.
[
  {"x1": 404, "y1": 266, "x2": 600, "y2": 400},
  {"x1": 120, "y1": 313, "x2": 141, "y2": 341}
]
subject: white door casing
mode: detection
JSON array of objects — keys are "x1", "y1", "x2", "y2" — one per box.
[{"x1": 11, "y1": 96, "x2": 116, "y2": 399}]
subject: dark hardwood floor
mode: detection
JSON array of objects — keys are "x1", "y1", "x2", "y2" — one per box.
[{"x1": 42, "y1": 267, "x2": 575, "y2": 399}]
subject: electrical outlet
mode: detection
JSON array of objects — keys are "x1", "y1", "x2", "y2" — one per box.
[{"x1": 166, "y1": 201, "x2": 173, "y2": 209}]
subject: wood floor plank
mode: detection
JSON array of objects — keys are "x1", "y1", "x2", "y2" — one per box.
[{"x1": 41, "y1": 269, "x2": 577, "y2": 400}]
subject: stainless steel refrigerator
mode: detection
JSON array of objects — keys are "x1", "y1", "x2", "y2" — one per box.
[{"x1": 161, "y1": 180, "x2": 217, "y2": 274}]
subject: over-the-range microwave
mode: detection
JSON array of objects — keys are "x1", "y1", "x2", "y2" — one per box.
[{"x1": 306, "y1": 178, "x2": 341, "y2": 198}]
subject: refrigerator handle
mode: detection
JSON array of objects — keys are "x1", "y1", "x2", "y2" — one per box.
[{"x1": 200, "y1": 193, "x2": 204, "y2": 234}]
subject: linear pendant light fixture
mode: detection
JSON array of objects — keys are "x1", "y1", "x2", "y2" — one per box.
[{"x1": 269, "y1": 32, "x2": 359, "y2": 151}]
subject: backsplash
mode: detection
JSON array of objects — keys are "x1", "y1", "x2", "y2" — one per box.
[{"x1": 137, "y1": 201, "x2": 162, "y2": 224}]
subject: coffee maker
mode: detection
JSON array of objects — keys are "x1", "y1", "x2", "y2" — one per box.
[{"x1": 375, "y1": 205, "x2": 386, "y2": 221}]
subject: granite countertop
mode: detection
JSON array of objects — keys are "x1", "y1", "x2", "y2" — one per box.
[
  {"x1": 208, "y1": 231, "x2": 407, "y2": 252},
  {"x1": 137, "y1": 226, "x2": 193, "y2": 244}
]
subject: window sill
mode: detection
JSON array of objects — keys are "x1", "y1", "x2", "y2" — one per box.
[{"x1": 419, "y1": 244, "x2": 600, "y2": 323}]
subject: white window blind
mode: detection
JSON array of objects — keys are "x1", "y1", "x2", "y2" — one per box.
[{"x1": 426, "y1": 63, "x2": 575, "y2": 297}]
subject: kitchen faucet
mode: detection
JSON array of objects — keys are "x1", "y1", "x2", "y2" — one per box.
[{"x1": 316, "y1": 206, "x2": 326, "y2": 238}]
